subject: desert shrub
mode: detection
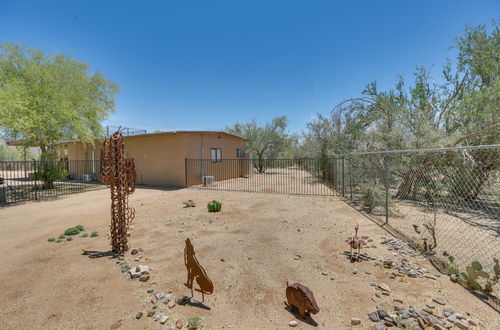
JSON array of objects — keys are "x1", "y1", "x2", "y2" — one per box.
[
  {"x1": 34, "y1": 161, "x2": 68, "y2": 189},
  {"x1": 81, "y1": 233, "x2": 89, "y2": 237},
  {"x1": 187, "y1": 317, "x2": 203, "y2": 329},
  {"x1": 66, "y1": 236, "x2": 73, "y2": 241},
  {"x1": 75, "y1": 225, "x2": 84, "y2": 232},
  {"x1": 58, "y1": 234, "x2": 65, "y2": 239},
  {"x1": 90, "y1": 231, "x2": 98, "y2": 237},
  {"x1": 47, "y1": 237, "x2": 55, "y2": 242},
  {"x1": 64, "y1": 227, "x2": 81, "y2": 236}
]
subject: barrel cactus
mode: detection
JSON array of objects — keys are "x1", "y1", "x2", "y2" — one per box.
[{"x1": 207, "y1": 200, "x2": 222, "y2": 212}]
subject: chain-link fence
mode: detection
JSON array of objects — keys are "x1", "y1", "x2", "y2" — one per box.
[
  {"x1": 0, "y1": 160, "x2": 105, "y2": 204},
  {"x1": 334, "y1": 145, "x2": 499, "y2": 309}
]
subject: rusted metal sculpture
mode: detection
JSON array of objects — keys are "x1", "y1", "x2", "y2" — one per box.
[
  {"x1": 100, "y1": 130, "x2": 136, "y2": 254},
  {"x1": 286, "y1": 281, "x2": 320, "y2": 319},
  {"x1": 345, "y1": 223, "x2": 375, "y2": 261},
  {"x1": 184, "y1": 238, "x2": 213, "y2": 301}
]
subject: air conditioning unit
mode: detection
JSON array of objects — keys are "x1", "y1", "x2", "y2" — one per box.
[{"x1": 202, "y1": 176, "x2": 215, "y2": 186}]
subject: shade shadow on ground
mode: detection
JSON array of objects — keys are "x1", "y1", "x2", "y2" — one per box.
[{"x1": 283, "y1": 305, "x2": 318, "y2": 327}]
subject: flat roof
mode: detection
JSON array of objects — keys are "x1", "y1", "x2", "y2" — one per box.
[{"x1": 6, "y1": 130, "x2": 248, "y2": 146}]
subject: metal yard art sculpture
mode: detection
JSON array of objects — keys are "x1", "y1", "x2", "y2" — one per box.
[
  {"x1": 100, "y1": 130, "x2": 136, "y2": 254},
  {"x1": 184, "y1": 238, "x2": 214, "y2": 302},
  {"x1": 285, "y1": 281, "x2": 320, "y2": 319}
]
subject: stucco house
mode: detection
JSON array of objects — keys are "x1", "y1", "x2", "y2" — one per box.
[{"x1": 57, "y1": 131, "x2": 249, "y2": 187}]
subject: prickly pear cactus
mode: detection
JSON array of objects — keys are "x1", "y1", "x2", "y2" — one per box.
[{"x1": 207, "y1": 200, "x2": 222, "y2": 212}]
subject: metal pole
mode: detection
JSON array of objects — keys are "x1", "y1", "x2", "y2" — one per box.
[
  {"x1": 342, "y1": 156, "x2": 345, "y2": 197},
  {"x1": 33, "y1": 159, "x2": 38, "y2": 200},
  {"x1": 384, "y1": 156, "x2": 389, "y2": 225}
]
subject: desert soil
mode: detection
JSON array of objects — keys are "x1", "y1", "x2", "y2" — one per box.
[{"x1": 0, "y1": 187, "x2": 498, "y2": 329}]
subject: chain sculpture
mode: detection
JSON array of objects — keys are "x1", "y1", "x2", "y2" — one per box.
[{"x1": 100, "y1": 130, "x2": 136, "y2": 254}]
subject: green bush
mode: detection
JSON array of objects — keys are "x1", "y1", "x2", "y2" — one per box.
[
  {"x1": 47, "y1": 237, "x2": 56, "y2": 242},
  {"x1": 34, "y1": 161, "x2": 68, "y2": 189},
  {"x1": 58, "y1": 234, "x2": 66, "y2": 239},
  {"x1": 64, "y1": 227, "x2": 81, "y2": 236},
  {"x1": 75, "y1": 225, "x2": 84, "y2": 232},
  {"x1": 90, "y1": 231, "x2": 98, "y2": 237},
  {"x1": 66, "y1": 236, "x2": 73, "y2": 241}
]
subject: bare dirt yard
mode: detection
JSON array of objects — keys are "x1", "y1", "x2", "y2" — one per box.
[{"x1": 0, "y1": 187, "x2": 498, "y2": 329}]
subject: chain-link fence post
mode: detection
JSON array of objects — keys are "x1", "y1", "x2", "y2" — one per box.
[{"x1": 342, "y1": 156, "x2": 345, "y2": 197}]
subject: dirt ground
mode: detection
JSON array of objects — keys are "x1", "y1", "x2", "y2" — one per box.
[{"x1": 0, "y1": 187, "x2": 498, "y2": 330}]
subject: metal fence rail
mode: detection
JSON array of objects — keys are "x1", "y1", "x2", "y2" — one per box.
[
  {"x1": 185, "y1": 158, "x2": 336, "y2": 196},
  {"x1": 336, "y1": 145, "x2": 500, "y2": 309},
  {"x1": 0, "y1": 160, "x2": 106, "y2": 204}
]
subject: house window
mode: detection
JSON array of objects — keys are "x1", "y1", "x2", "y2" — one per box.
[
  {"x1": 236, "y1": 149, "x2": 244, "y2": 158},
  {"x1": 211, "y1": 148, "x2": 222, "y2": 162}
]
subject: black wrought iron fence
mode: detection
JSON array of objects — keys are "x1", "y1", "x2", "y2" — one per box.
[
  {"x1": 185, "y1": 158, "x2": 336, "y2": 195},
  {"x1": 336, "y1": 145, "x2": 500, "y2": 309},
  {"x1": 0, "y1": 160, "x2": 105, "y2": 204}
]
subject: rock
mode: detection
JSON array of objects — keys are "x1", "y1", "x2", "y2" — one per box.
[
  {"x1": 382, "y1": 291, "x2": 390, "y2": 296},
  {"x1": 433, "y1": 297, "x2": 446, "y2": 305},
  {"x1": 453, "y1": 319, "x2": 469, "y2": 329},
  {"x1": 167, "y1": 299, "x2": 176, "y2": 308},
  {"x1": 378, "y1": 283, "x2": 391, "y2": 292},
  {"x1": 468, "y1": 319, "x2": 477, "y2": 326},
  {"x1": 135, "y1": 312, "x2": 143, "y2": 319},
  {"x1": 351, "y1": 318, "x2": 361, "y2": 325},
  {"x1": 289, "y1": 320, "x2": 298, "y2": 327},
  {"x1": 365, "y1": 270, "x2": 372, "y2": 275},
  {"x1": 147, "y1": 310, "x2": 155, "y2": 317},
  {"x1": 321, "y1": 271, "x2": 328, "y2": 275},
  {"x1": 159, "y1": 315, "x2": 168, "y2": 324},
  {"x1": 294, "y1": 255, "x2": 301, "y2": 260},
  {"x1": 131, "y1": 249, "x2": 139, "y2": 255},
  {"x1": 376, "y1": 306, "x2": 390, "y2": 319},
  {"x1": 139, "y1": 274, "x2": 150, "y2": 282},
  {"x1": 450, "y1": 274, "x2": 458, "y2": 282},
  {"x1": 375, "y1": 292, "x2": 382, "y2": 298},
  {"x1": 376, "y1": 322, "x2": 385, "y2": 330},
  {"x1": 176, "y1": 319, "x2": 184, "y2": 329},
  {"x1": 454, "y1": 313, "x2": 466, "y2": 320},
  {"x1": 330, "y1": 276, "x2": 335, "y2": 280},
  {"x1": 155, "y1": 293, "x2": 165, "y2": 300},
  {"x1": 129, "y1": 265, "x2": 149, "y2": 279},
  {"x1": 393, "y1": 298, "x2": 404, "y2": 303},
  {"x1": 368, "y1": 311, "x2": 380, "y2": 322},
  {"x1": 443, "y1": 308, "x2": 454, "y2": 317},
  {"x1": 426, "y1": 303, "x2": 436, "y2": 309},
  {"x1": 352, "y1": 269, "x2": 358, "y2": 274},
  {"x1": 147, "y1": 288, "x2": 154, "y2": 293}
]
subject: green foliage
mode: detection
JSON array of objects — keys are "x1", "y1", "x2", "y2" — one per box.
[
  {"x1": 0, "y1": 143, "x2": 38, "y2": 161},
  {"x1": 75, "y1": 225, "x2": 84, "y2": 231},
  {"x1": 64, "y1": 226, "x2": 83, "y2": 236},
  {"x1": 90, "y1": 231, "x2": 98, "y2": 237},
  {"x1": 448, "y1": 257, "x2": 499, "y2": 294},
  {"x1": 58, "y1": 234, "x2": 65, "y2": 239},
  {"x1": 301, "y1": 21, "x2": 499, "y2": 156},
  {"x1": 66, "y1": 236, "x2": 73, "y2": 241},
  {"x1": 33, "y1": 161, "x2": 68, "y2": 188},
  {"x1": 47, "y1": 237, "x2": 55, "y2": 242},
  {"x1": 81, "y1": 233, "x2": 89, "y2": 237},
  {"x1": 187, "y1": 317, "x2": 203, "y2": 329},
  {"x1": 0, "y1": 43, "x2": 119, "y2": 159},
  {"x1": 225, "y1": 116, "x2": 294, "y2": 173}
]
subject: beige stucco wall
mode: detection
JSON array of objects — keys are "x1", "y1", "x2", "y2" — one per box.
[{"x1": 58, "y1": 132, "x2": 247, "y2": 188}]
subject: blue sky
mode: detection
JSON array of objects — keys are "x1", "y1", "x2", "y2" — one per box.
[{"x1": 1, "y1": 1, "x2": 498, "y2": 134}]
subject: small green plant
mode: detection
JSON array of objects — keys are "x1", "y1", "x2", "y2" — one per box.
[
  {"x1": 187, "y1": 317, "x2": 203, "y2": 330},
  {"x1": 447, "y1": 256, "x2": 459, "y2": 275},
  {"x1": 362, "y1": 187, "x2": 375, "y2": 213},
  {"x1": 58, "y1": 234, "x2": 66, "y2": 240},
  {"x1": 66, "y1": 236, "x2": 73, "y2": 241},
  {"x1": 90, "y1": 231, "x2": 98, "y2": 237},
  {"x1": 47, "y1": 237, "x2": 56, "y2": 242},
  {"x1": 81, "y1": 233, "x2": 89, "y2": 237},
  {"x1": 64, "y1": 225, "x2": 85, "y2": 236}
]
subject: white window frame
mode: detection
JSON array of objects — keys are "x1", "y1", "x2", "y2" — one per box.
[{"x1": 211, "y1": 148, "x2": 222, "y2": 163}]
